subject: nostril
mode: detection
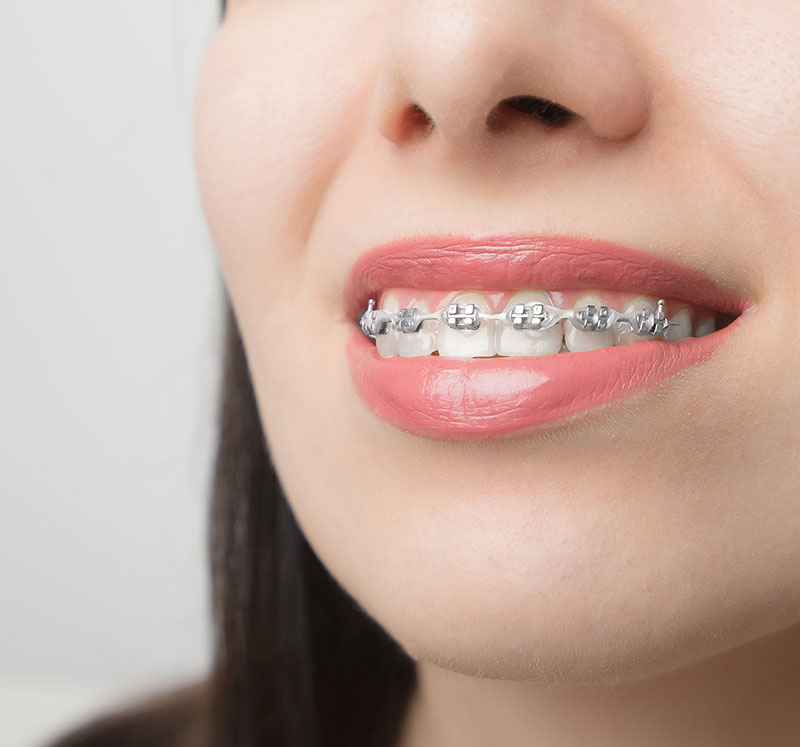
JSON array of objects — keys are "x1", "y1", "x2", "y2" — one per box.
[
  {"x1": 379, "y1": 100, "x2": 436, "y2": 144},
  {"x1": 506, "y1": 96, "x2": 575, "y2": 126},
  {"x1": 410, "y1": 103, "x2": 435, "y2": 134},
  {"x1": 392, "y1": 102, "x2": 435, "y2": 141},
  {"x1": 486, "y1": 95, "x2": 576, "y2": 132}
]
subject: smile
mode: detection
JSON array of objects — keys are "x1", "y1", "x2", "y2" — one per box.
[{"x1": 344, "y1": 235, "x2": 752, "y2": 438}]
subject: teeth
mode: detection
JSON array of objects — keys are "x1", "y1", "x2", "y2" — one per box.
[
  {"x1": 376, "y1": 292, "x2": 400, "y2": 358},
  {"x1": 363, "y1": 289, "x2": 724, "y2": 358},
  {"x1": 666, "y1": 308, "x2": 692, "y2": 341},
  {"x1": 565, "y1": 294, "x2": 615, "y2": 352},
  {"x1": 437, "y1": 292, "x2": 496, "y2": 358},
  {"x1": 615, "y1": 296, "x2": 656, "y2": 346},
  {"x1": 694, "y1": 316, "x2": 716, "y2": 337},
  {"x1": 495, "y1": 290, "x2": 562, "y2": 356},
  {"x1": 397, "y1": 299, "x2": 437, "y2": 358}
]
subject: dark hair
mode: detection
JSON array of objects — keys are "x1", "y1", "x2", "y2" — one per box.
[{"x1": 52, "y1": 2, "x2": 415, "y2": 742}]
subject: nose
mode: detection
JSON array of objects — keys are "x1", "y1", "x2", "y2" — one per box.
[{"x1": 375, "y1": 0, "x2": 650, "y2": 148}]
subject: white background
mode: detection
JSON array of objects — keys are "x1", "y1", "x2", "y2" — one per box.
[{"x1": 1, "y1": 2, "x2": 222, "y2": 744}]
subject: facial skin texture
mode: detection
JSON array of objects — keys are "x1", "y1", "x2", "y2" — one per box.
[{"x1": 195, "y1": 1, "x2": 800, "y2": 744}]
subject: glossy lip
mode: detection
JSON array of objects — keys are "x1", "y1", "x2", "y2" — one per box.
[
  {"x1": 344, "y1": 235, "x2": 750, "y2": 319},
  {"x1": 344, "y1": 234, "x2": 752, "y2": 438}
]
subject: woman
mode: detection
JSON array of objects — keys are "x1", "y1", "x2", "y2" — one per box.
[{"x1": 56, "y1": 0, "x2": 800, "y2": 745}]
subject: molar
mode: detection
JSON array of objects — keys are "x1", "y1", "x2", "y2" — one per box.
[
  {"x1": 694, "y1": 316, "x2": 716, "y2": 337},
  {"x1": 565, "y1": 294, "x2": 616, "y2": 352},
  {"x1": 437, "y1": 292, "x2": 496, "y2": 358},
  {"x1": 495, "y1": 290, "x2": 562, "y2": 357}
]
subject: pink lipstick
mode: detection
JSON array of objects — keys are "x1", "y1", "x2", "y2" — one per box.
[{"x1": 344, "y1": 235, "x2": 750, "y2": 438}]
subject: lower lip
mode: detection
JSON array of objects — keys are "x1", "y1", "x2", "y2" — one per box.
[{"x1": 346, "y1": 322, "x2": 738, "y2": 438}]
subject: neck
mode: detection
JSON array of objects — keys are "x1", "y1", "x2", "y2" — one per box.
[{"x1": 399, "y1": 624, "x2": 800, "y2": 747}]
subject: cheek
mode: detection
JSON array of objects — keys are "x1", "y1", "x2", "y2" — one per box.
[
  {"x1": 193, "y1": 3, "x2": 391, "y2": 569},
  {"x1": 193, "y1": 3, "x2": 384, "y2": 341},
  {"x1": 645, "y1": 1, "x2": 800, "y2": 207}
]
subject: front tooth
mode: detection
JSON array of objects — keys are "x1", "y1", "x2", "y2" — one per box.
[
  {"x1": 666, "y1": 308, "x2": 692, "y2": 341},
  {"x1": 565, "y1": 294, "x2": 616, "y2": 352},
  {"x1": 694, "y1": 316, "x2": 716, "y2": 337},
  {"x1": 614, "y1": 296, "x2": 656, "y2": 346},
  {"x1": 397, "y1": 300, "x2": 437, "y2": 358},
  {"x1": 437, "y1": 292, "x2": 496, "y2": 358},
  {"x1": 376, "y1": 292, "x2": 399, "y2": 358},
  {"x1": 495, "y1": 290, "x2": 562, "y2": 356}
]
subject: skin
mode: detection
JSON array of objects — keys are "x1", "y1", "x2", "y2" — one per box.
[{"x1": 194, "y1": 1, "x2": 800, "y2": 744}]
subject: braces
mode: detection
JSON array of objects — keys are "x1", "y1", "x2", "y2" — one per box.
[{"x1": 358, "y1": 298, "x2": 680, "y2": 341}]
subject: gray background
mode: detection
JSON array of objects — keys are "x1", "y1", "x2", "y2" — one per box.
[{"x1": 1, "y1": 2, "x2": 221, "y2": 744}]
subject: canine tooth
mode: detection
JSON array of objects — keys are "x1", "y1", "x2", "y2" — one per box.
[
  {"x1": 615, "y1": 296, "x2": 656, "y2": 346},
  {"x1": 437, "y1": 292, "x2": 495, "y2": 358},
  {"x1": 397, "y1": 300, "x2": 437, "y2": 358},
  {"x1": 566, "y1": 294, "x2": 615, "y2": 352},
  {"x1": 495, "y1": 290, "x2": 562, "y2": 356},
  {"x1": 694, "y1": 316, "x2": 716, "y2": 337},
  {"x1": 666, "y1": 308, "x2": 692, "y2": 341},
  {"x1": 376, "y1": 292, "x2": 400, "y2": 358}
]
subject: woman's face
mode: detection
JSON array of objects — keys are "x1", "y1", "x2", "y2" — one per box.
[{"x1": 194, "y1": 0, "x2": 800, "y2": 683}]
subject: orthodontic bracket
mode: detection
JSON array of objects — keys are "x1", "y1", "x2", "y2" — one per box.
[
  {"x1": 574, "y1": 303, "x2": 611, "y2": 333},
  {"x1": 445, "y1": 302, "x2": 481, "y2": 330},
  {"x1": 357, "y1": 297, "x2": 680, "y2": 341},
  {"x1": 510, "y1": 302, "x2": 549, "y2": 330}
]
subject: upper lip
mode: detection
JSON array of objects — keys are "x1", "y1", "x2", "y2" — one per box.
[{"x1": 344, "y1": 234, "x2": 753, "y2": 321}]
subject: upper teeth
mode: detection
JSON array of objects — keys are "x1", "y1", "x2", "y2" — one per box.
[{"x1": 358, "y1": 290, "x2": 715, "y2": 358}]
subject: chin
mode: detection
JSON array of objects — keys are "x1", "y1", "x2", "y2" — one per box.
[{"x1": 312, "y1": 477, "x2": 798, "y2": 689}]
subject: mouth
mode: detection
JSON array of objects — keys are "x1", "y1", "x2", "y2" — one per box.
[{"x1": 344, "y1": 234, "x2": 752, "y2": 438}]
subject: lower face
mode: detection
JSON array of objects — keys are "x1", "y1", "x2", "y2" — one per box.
[{"x1": 195, "y1": 0, "x2": 800, "y2": 684}]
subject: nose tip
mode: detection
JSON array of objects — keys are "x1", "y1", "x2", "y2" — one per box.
[{"x1": 375, "y1": 0, "x2": 651, "y2": 147}]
